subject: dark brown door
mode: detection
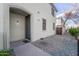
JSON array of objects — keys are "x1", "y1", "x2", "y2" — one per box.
[{"x1": 56, "y1": 27, "x2": 62, "y2": 35}]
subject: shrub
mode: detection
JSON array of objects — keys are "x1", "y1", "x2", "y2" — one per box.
[
  {"x1": 0, "y1": 49, "x2": 12, "y2": 56},
  {"x1": 69, "y1": 28, "x2": 79, "y2": 36}
]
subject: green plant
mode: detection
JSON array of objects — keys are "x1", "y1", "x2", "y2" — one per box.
[
  {"x1": 69, "y1": 28, "x2": 79, "y2": 36},
  {"x1": 0, "y1": 49, "x2": 12, "y2": 56}
]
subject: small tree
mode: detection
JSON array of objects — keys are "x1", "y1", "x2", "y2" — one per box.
[{"x1": 63, "y1": 3, "x2": 79, "y2": 26}]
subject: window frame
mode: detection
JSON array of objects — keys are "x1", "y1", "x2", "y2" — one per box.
[
  {"x1": 53, "y1": 23, "x2": 55, "y2": 30},
  {"x1": 51, "y1": 8, "x2": 55, "y2": 17},
  {"x1": 42, "y1": 18, "x2": 46, "y2": 31}
]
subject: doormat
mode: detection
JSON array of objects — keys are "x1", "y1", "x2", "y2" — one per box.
[{"x1": 22, "y1": 40, "x2": 29, "y2": 43}]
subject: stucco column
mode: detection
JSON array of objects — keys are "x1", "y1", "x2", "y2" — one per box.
[
  {"x1": 3, "y1": 4, "x2": 10, "y2": 49},
  {"x1": 0, "y1": 4, "x2": 4, "y2": 50}
]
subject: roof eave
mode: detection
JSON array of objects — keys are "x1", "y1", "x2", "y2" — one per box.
[{"x1": 49, "y1": 3, "x2": 58, "y2": 12}]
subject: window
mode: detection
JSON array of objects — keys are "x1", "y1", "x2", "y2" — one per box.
[
  {"x1": 53, "y1": 23, "x2": 55, "y2": 30},
  {"x1": 51, "y1": 8, "x2": 55, "y2": 16},
  {"x1": 42, "y1": 18, "x2": 46, "y2": 30}
]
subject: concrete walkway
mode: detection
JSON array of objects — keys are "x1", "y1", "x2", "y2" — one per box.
[
  {"x1": 13, "y1": 43, "x2": 51, "y2": 56},
  {"x1": 32, "y1": 33, "x2": 77, "y2": 56}
]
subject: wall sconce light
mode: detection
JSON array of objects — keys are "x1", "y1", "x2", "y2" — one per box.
[{"x1": 17, "y1": 20, "x2": 19, "y2": 24}]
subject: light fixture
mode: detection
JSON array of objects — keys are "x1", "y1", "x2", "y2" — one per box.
[{"x1": 17, "y1": 20, "x2": 19, "y2": 24}]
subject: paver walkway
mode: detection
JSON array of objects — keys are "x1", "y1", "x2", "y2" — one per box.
[
  {"x1": 13, "y1": 33, "x2": 77, "y2": 56},
  {"x1": 32, "y1": 33, "x2": 77, "y2": 56}
]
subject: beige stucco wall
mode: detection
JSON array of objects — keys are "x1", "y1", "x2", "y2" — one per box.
[{"x1": 0, "y1": 3, "x2": 56, "y2": 49}]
